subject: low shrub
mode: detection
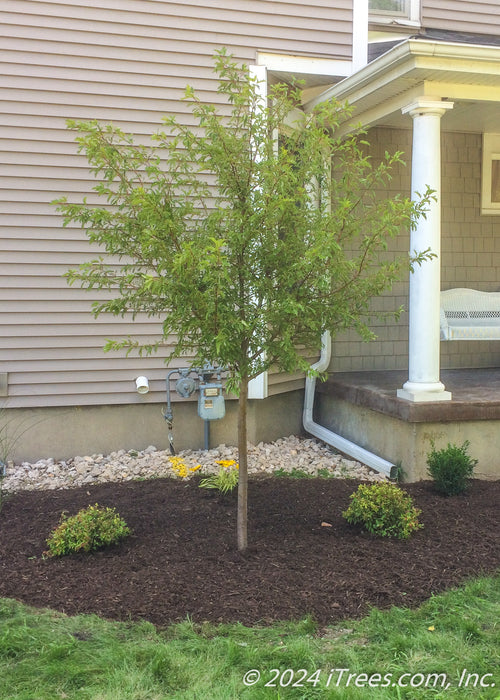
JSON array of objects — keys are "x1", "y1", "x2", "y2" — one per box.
[
  {"x1": 199, "y1": 460, "x2": 239, "y2": 494},
  {"x1": 342, "y1": 482, "x2": 423, "y2": 539},
  {"x1": 45, "y1": 503, "x2": 131, "y2": 557},
  {"x1": 274, "y1": 467, "x2": 312, "y2": 479},
  {"x1": 273, "y1": 467, "x2": 337, "y2": 479},
  {"x1": 426, "y1": 440, "x2": 477, "y2": 496}
]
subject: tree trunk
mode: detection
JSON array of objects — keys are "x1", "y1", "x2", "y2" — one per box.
[{"x1": 237, "y1": 375, "x2": 249, "y2": 552}]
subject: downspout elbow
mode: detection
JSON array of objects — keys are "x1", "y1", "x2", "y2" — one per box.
[{"x1": 303, "y1": 332, "x2": 397, "y2": 479}]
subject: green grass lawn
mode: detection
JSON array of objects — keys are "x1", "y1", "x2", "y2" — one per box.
[{"x1": 0, "y1": 574, "x2": 498, "y2": 699}]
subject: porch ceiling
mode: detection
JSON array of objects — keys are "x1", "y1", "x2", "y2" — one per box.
[{"x1": 305, "y1": 39, "x2": 500, "y2": 134}]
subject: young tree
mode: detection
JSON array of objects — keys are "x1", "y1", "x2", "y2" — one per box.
[{"x1": 55, "y1": 50, "x2": 433, "y2": 552}]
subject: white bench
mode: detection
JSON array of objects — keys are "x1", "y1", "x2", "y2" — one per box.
[{"x1": 440, "y1": 288, "x2": 500, "y2": 340}]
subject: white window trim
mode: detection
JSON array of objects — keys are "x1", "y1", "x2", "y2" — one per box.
[
  {"x1": 481, "y1": 134, "x2": 500, "y2": 215},
  {"x1": 369, "y1": 0, "x2": 420, "y2": 25}
]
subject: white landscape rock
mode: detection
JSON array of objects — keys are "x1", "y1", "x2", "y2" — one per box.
[{"x1": 1, "y1": 435, "x2": 386, "y2": 493}]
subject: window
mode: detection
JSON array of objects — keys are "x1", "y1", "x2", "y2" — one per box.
[
  {"x1": 369, "y1": 0, "x2": 408, "y2": 15},
  {"x1": 369, "y1": 0, "x2": 419, "y2": 22}
]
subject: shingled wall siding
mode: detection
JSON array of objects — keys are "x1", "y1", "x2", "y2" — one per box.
[{"x1": 330, "y1": 127, "x2": 500, "y2": 373}]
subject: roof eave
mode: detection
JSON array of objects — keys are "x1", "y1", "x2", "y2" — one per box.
[{"x1": 304, "y1": 38, "x2": 500, "y2": 113}]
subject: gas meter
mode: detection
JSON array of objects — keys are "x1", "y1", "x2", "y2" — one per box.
[
  {"x1": 198, "y1": 382, "x2": 225, "y2": 420},
  {"x1": 163, "y1": 364, "x2": 226, "y2": 454}
]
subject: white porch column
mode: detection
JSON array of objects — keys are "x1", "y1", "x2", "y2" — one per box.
[{"x1": 397, "y1": 99, "x2": 453, "y2": 403}]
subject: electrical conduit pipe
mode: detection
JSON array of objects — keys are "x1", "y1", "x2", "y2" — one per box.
[{"x1": 303, "y1": 331, "x2": 397, "y2": 479}]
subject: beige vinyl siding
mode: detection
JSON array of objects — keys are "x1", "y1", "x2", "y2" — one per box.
[
  {"x1": 0, "y1": 0, "x2": 353, "y2": 408},
  {"x1": 422, "y1": 0, "x2": 500, "y2": 37}
]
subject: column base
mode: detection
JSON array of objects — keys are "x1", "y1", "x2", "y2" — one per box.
[{"x1": 397, "y1": 381, "x2": 452, "y2": 403}]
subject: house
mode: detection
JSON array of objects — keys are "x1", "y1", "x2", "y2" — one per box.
[{"x1": 1, "y1": 0, "x2": 500, "y2": 480}]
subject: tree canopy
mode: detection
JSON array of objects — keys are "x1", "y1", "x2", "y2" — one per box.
[{"x1": 55, "y1": 49, "x2": 434, "y2": 550}]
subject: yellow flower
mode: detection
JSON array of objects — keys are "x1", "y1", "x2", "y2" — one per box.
[
  {"x1": 215, "y1": 459, "x2": 237, "y2": 468},
  {"x1": 190, "y1": 465, "x2": 202, "y2": 472},
  {"x1": 428, "y1": 626, "x2": 435, "y2": 632},
  {"x1": 168, "y1": 456, "x2": 189, "y2": 479}
]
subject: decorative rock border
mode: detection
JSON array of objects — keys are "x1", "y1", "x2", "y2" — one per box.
[{"x1": 1, "y1": 435, "x2": 386, "y2": 493}]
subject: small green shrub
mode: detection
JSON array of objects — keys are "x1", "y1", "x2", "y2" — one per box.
[
  {"x1": 273, "y1": 467, "x2": 336, "y2": 479},
  {"x1": 45, "y1": 503, "x2": 131, "y2": 557},
  {"x1": 426, "y1": 440, "x2": 477, "y2": 496},
  {"x1": 342, "y1": 482, "x2": 423, "y2": 539},
  {"x1": 274, "y1": 467, "x2": 311, "y2": 479},
  {"x1": 199, "y1": 461, "x2": 239, "y2": 494}
]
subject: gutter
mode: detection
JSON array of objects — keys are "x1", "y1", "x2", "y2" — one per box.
[
  {"x1": 304, "y1": 38, "x2": 415, "y2": 111},
  {"x1": 304, "y1": 38, "x2": 500, "y2": 113},
  {"x1": 303, "y1": 332, "x2": 397, "y2": 479}
]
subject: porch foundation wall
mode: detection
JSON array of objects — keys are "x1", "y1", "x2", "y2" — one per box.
[
  {"x1": 316, "y1": 394, "x2": 500, "y2": 481},
  {"x1": 3, "y1": 390, "x2": 305, "y2": 464}
]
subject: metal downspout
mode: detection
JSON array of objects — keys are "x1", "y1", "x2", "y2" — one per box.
[{"x1": 303, "y1": 332, "x2": 397, "y2": 479}]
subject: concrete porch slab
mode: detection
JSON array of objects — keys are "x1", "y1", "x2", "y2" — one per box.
[
  {"x1": 317, "y1": 368, "x2": 500, "y2": 422},
  {"x1": 315, "y1": 369, "x2": 500, "y2": 481}
]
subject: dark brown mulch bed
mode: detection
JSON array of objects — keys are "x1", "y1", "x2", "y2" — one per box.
[{"x1": 0, "y1": 477, "x2": 498, "y2": 628}]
